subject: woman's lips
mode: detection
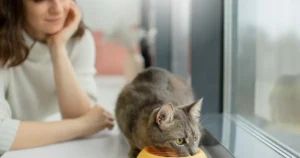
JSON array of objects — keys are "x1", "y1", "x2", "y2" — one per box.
[{"x1": 45, "y1": 18, "x2": 63, "y2": 23}]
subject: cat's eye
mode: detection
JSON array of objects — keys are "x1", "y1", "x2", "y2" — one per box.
[
  {"x1": 194, "y1": 136, "x2": 199, "y2": 141},
  {"x1": 176, "y1": 138, "x2": 185, "y2": 145}
]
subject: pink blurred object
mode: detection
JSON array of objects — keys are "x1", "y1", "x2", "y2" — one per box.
[{"x1": 92, "y1": 31, "x2": 129, "y2": 75}]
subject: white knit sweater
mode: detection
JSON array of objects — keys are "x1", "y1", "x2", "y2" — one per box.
[{"x1": 0, "y1": 30, "x2": 99, "y2": 155}]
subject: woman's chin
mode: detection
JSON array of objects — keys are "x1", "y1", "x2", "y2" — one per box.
[{"x1": 45, "y1": 27, "x2": 64, "y2": 35}]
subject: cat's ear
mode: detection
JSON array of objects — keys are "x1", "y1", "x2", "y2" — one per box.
[
  {"x1": 156, "y1": 103, "x2": 174, "y2": 128},
  {"x1": 183, "y1": 98, "x2": 203, "y2": 119}
]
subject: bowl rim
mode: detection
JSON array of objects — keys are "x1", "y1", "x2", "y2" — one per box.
[{"x1": 137, "y1": 147, "x2": 207, "y2": 158}]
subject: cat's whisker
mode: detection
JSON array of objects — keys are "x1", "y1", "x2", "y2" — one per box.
[{"x1": 200, "y1": 114, "x2": 210, "y2": 123}]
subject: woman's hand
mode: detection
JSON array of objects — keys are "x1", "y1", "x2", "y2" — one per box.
[
  {"x1": 77, "y1": 105, "x2": 115, "y2": 137},
  {"x1": 47, "y1": 1, "x2": 82, "y2": 50},
  {"x1": 10, "y1": 106, "x2": 114, "y2": 151}
]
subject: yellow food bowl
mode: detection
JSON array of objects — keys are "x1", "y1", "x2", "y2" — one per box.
[{"x1": 137, "y1": 147, "x2": 207, "y2": 158}]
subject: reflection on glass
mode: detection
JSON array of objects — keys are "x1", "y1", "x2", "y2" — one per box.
[{"x1": 228, "y1": 0, "x2": 300, "y2": 155}]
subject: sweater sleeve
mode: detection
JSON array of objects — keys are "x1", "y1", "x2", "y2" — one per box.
[
  {"x1": 69, "y1": 30, "x2": 99, "y2": 106},
  {"x1": 0, "y1": 69, "x2": 20, "y2": 155}
]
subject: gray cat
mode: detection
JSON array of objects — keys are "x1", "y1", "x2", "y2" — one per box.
[{"x1": 115, "y1": 67, "x2": 203, "y2": 157}]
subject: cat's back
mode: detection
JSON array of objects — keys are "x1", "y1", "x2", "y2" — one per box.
[
  {"x1": 116, "y1": 67, "x2": 174, "y2": 111},
  {"x1": 116, "y1": 67, "x2": 194, "y2": 114},
  {"x1": 131, "y1": 67, "x2": 172, "y2": 85}
]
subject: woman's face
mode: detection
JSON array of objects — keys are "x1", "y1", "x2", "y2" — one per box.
[{"x1": 23, "y1": 0, "x2": 72, "y2": 38}]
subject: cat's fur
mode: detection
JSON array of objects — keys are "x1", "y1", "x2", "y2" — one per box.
[{"x1": 115, "y1": 67, "x2": 203, "y2": 157}]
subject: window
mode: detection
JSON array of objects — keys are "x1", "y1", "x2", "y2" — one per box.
[{"x1": 224, "y1": 0, "x2": 300, "y2": 155}]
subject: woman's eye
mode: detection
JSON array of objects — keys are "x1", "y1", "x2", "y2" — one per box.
[
  {"x1": 33, "y1": 0, "x2": 45, "y2": 3},
  {"x1": 176, "y1": 138, "x2": 185, "y2": 145}
]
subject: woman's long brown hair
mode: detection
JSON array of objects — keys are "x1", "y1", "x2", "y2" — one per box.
[{"x1": 0, "y1": 0, "x2": 86, "y2": 67}]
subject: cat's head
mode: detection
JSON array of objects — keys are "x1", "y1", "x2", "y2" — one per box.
[{"x1": 147, "y1": 98, "x2": 203, "y2": 157}]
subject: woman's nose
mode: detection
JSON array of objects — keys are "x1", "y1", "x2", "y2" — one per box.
[{"x1": 49, "y1": 0, "x2": 64, "y2": 14}]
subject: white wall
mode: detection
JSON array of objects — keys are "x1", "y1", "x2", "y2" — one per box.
[{"x1": 77, "y1": 0, "x2": 141, "y2": 32}]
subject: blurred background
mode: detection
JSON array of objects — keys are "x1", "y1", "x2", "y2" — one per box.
[{"x1": 76, "y1": 0, "x2": 300, "y2": 157}]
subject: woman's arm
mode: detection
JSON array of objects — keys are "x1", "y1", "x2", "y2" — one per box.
[
  {"x1": 0, "y1": 69, "x2": 112, "y2": 154},
  {"x1": 47, "y1": 2, "x2": 94, "y2": 119},
  {"x1": 50, "y1": 45, "x2": 91, "y2": 119},
  {"x1": 10, "y1": 119, "x2": 84, "y2": 150},
  {"x1": 10, "y1": 106, "x2": 114, "y2": 151}
]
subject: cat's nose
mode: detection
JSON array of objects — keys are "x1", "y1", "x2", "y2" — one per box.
[{"x1": 189, "y1": 147, "x2": 198, "y2": 155}]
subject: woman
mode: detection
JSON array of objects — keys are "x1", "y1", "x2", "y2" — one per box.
[{"x1": 0, "y1": 0, "x2": 114, "y2": 155}]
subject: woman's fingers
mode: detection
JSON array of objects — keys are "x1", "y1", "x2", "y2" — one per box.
[
  {"x1": 70, "y1": 1, "x2": 82, "y2": 25},
  {"x1": 104, "y1": 111, "x2": 114, "y2": 120},
  {"x1": 63, "y1": 1, "x2": 81, "y2": 29},
  {"x1": 106, "y1": 119, "x2": 115, "y2": 130}
]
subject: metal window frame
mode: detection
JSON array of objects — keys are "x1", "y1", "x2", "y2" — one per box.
[
  {"x1": 153, "y1": 0, "x2": 172, "y2": 71},
  {"x1": 191, "y1": 0, "x2": 224, "y2": 114}
]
